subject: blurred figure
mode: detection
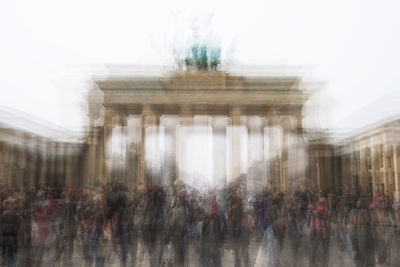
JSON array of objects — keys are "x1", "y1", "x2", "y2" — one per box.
[
  {"x1": 240, "y1": 209, "x2": 253, "y2": 267},
  {"x1": 371, "y1": 193, "x2": 394, "y2": 266},
  {"x1": 32, "y1": 191, "x2": 49, "y2": 267},
  {"x1": 270, "y1": 192, "x2": 287, "y2": 261},
  {"x1": 200, "y1": 195, "x2": 226, "y2": 267},
  {"x1": 309, "y1": 198, "x2": 330, "y2": 267},
  {"x1": 19, "y1": 188, "x2": 34, "y2": 267},
  {"x1": 142, "y1": 185, "x2": 166, "y2": 267},
  {"x1": 227, "y1": 187, "x2": 251, "y2": 267},
  {"x1": 61, "y1": 188, "x2": 79, "y2": 266},
  {"x1": 254, "y1": 187, "x2": 270, "y2": 239},
  {"x1": 350, "y1": 197, "x2": 375, "y2": 267},
  {"x1": 393, "y1": 206, "x2": 400, "y2": 265},
  {"x1": 124, "y1": 189, "x2": 140, "y2": 267},
  {"x1": 78, "y1": 207, "x2": 97, "y2": 266},
  {"x1": 167, "y1": 189, "x2": 187, "y2": 267},
  {"x1": 287, "y1": 192, "x2": 306, "y2": 267},
  {"x1": 0, "y1": 197, "x2": 21, "y2": 267}
]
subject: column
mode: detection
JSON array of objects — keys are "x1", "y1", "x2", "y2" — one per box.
[
  {"x1": 110, "y1": 114, "x2": 119, "y2": 182},
  {"x1": 360, "y1": 147, "x2": 368, "y2": 195},
  {"x1": 246, "y1": 115, "x2": 265, "y2": 191},
  {"x1": 96, "y1": 126, "x2": 105, "y2": 183},
  {"x1": 265, "y1": 112, "x2": 281, "y2": 191},
  {"x1": 126, "y1": 115, "x2": 142, "y2": 186},
  {"x1": 30, "y1": 139, "x2": 37, "y2": 187},
  {"x1": 382, "y1": 143, "x2": 388, "y2": 194},
  {"x1": 44, "y1": 142, "x2": 49, "y2": 187},
  {"x1": 288, "y1": 116, "x2": 297, "y2": 187},
  {"x1": 103, "y1": 108, "x2": 114, "y2": 183},
  {"x1": 104, "y1": 108, "x2": 128, "y2": 184},
  {"x1": 9, "y1": 144, "x2": 15, "y2": 186},
  {"x1": 18, "y1": 145, "x2": 24, "y2": 188},
  {"x1": 176, "y1": 105, "x2": 193, "y2": 186},
  {"x1": 316, "y1": 157, "x2": 321, "y2": 190},
  {"x1": 230, "y1": 107, "x2": 242, "y2": 183},
  {"x1": 29, "y1": 142, "x2": 35, "y2": 188},
  {"x1": 55, "y1": 144, "x2": 62, "y2": 187},
  {"x1": 62, "y1": 144, "x2": 68, "y2": 187},
  {"x1": 38, "y1": 139, "x2": 44, "y2": 187},
  {"x1": 261, "y1": 116, "x2": 269, "y2": 186},
  {"x1": 65, "y1": 145, "x2": 72, "y2": 187},
  {"x1": 341, "y1": 153, "x2": 347, "y2": 193},
  {"x1": 0, "y1": 142, "x2": 4, "y2": 184},
  {"x1": 371, "y1": 144, "x2": 378, "y2": 195},
  {"x1": 119, "y1": 113, "x2": 128, "y2": 182},
  {"x1": 139, "y1": 105, "x2": 159, "y2": 185},
  {"x1": 293, "y1": 115, "x2": 307, "y2": 183},
  {"x1": 52, "y1": 143, "x2": 58, "y2": 187},
  {"x1": 109, "y1": 112, "x2": 127, "y2": 183},
  {"x1": 280, "y1": 115, "x2": 290, "y2": 192},
  {"x1": 46, "y1": 142, "x2": 52, "y2": 186},
  {"x1": 70, "y1": 148, "x2": 80, "y2": 187},
  {"x1": 349, "y1": 152, "x2": 354, "y2": 194},
  {"x1": 9, "y1": 145, "x2": 16, "y2": 187},
  {"x1": 162, "y1": 116, "x2": 178, "y2": 187},
  {"x1": 393, "y1": 145, "x2": 399, "y2": 202},
  {"x1": 334, "y1": 155, "x2": 343, "y2": 194},
  {"x1": 213, "y1": 116, "x2": 228, "y2": 186},
  {"x1": 4, "y1": 143, "x2": 10, "y2": 185},
  {"x1": 87, "y1": 117, "x2": 99, "y2": 186}
]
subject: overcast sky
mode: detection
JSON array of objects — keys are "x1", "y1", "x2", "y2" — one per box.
[{"x1": 1, "y1": 0, "x2": 400, "y2": 133}]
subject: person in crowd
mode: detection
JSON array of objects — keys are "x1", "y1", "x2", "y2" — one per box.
[
  {"x1": 61, "y1": 187, "x2": 79, "y2": 266},
  {"x1": 4, "y1": 176, "x2": 400, "y2": 266},
  {"x1": 309, "y1": 197, "x2": 330, "y2": 267},
  {"x1": 254, "y1": 186, "x2": 270, "y2": 239},
  {"x1": 240, "y1": 208, "x2": 253, "y2": 267},
  {"x1": 142, "y1": 184, "x2": 166, "y2": 267},
  {"x1": 227, "y1": 187, "x2": 245, "y2": 267},
  {"x1": 200, "y1": 194, "x2": 226, "y2": 267},
  {"x1": 350, "y1": 197, "x2": 375, "y2": 267},
  {"x1": 123, "y1": 189, "x2": 139, "y2": 267},
  {"x1": 287, "y1": 193, "x2": 305, "y2": 267},
  {"x1": 78, "y1": 207, "x2": 97, "y2": 266},
  {"x1": 371, "y1": 192, "x2": 394, "y2": 266},
  {"x1": 0, "y1": 197, "x2": 21, "y2": 267},
  {"x1": 393, "y1": 206, "x2": 400, "y2": 265},
  {"x1": 32, "y1": 191, "x2": 50, "y2": 267},
  {"x1": 167, "y1": 188, "x2": 188, "y2": 266}
]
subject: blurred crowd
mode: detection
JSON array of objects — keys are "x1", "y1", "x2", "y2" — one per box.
[{"x1": 0, "y1": 181, "x2": 400, "y2": 267}]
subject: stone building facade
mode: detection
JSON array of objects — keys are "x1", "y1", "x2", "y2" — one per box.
[
  {"x1": 308, "y1": 120, "x2": 400, "y2": 201},
  {"x1": 86, "y1": 70, "x2": 310, "y2": 192},
  {"x1": 0, "y1": 118, "x2": 86, "y2": 188},
  {"x1": 5, "y1": 67, "x2": 398, "y2": 200}
]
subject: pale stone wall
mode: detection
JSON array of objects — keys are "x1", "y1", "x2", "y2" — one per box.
[{"x1": 87, "y1": 71, "x2": 310, "y2": 192}]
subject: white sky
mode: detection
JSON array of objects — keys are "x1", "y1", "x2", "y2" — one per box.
[{"x1": 1, "y1": 0, "x2": 400, "y2": 132}]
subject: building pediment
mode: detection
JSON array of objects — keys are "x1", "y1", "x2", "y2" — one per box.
[{"x1": 95, "y1": 70, "x2": 310, "y2": 112}]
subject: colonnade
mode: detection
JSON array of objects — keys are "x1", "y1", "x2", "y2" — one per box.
[
  {"x1": 338, "y1": 135, "x2": 400, "y2": 199},
  {"x1": 88, "y1": 104, "x2": 307, "y2": 192},
  {"x1": 0, "y1": 134, "x2": 84, "y2": 189}
]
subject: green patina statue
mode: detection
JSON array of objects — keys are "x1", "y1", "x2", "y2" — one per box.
[{"x1": 178, "y1": 43, "x2": 221, "y2": 71}]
